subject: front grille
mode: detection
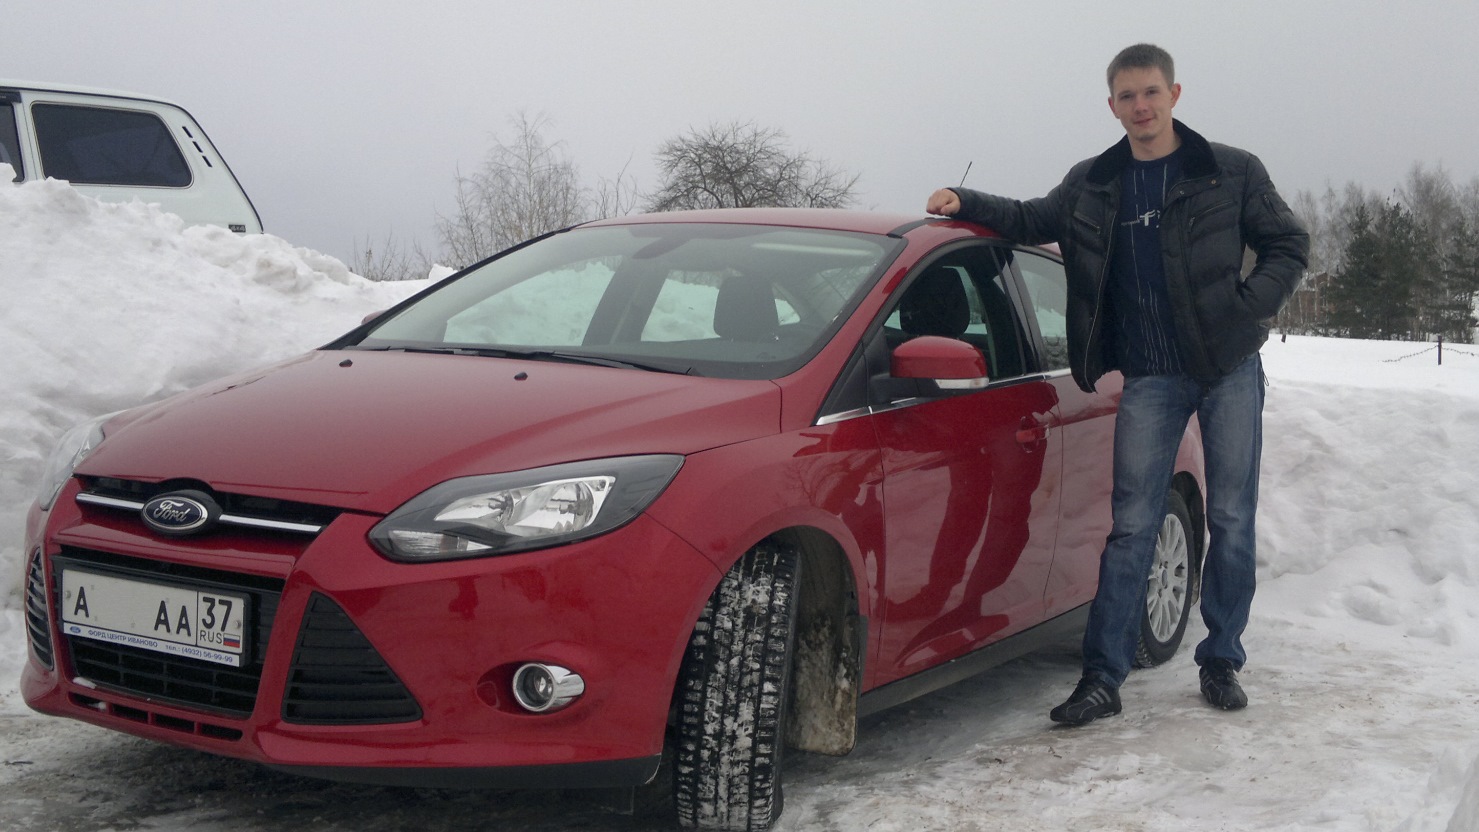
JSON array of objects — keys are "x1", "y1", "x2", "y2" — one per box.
[
  {"x1": 24, "y1": 549, "x2": 54, "y2": 669},
  {"x1": 283, "y1": 593, "x2": 421, "y2": 725},
  {"x1": 55, "y1": 548, "x2": 283, "y2": 717},
  {"x1": 79, "y1": 476, "x2": 342, "y2": 535}
]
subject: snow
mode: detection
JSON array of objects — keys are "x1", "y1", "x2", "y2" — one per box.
[{"x1": 3, "y1": 169, "x2": 1479, "y2": 830}]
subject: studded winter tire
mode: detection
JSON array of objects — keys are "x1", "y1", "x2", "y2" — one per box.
[{"x1": 673, "y1": 542, "x2": 801, "y2": 832}]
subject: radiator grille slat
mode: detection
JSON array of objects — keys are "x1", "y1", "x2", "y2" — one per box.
[
  {"x1": 25, "y1": 549, "x2": 54, "y2": 669},
  {"x1": 283, "y1": 593, "x2": 421, "y2": 725}
]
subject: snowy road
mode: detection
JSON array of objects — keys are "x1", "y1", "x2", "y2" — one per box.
[{"x1": 4, "y1": 609, "x2": 1477, "y2": 831}]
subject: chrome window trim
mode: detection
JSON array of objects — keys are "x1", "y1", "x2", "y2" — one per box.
[
  {"x1": 813, "y1": 397, "x2": 926, "y2": 426},
  {"x1": 812, "y1": 373, "x2": 1058, "y2": 426}
]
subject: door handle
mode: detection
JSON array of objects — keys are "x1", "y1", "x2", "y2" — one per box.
[{"x1": 1015, "y1": 418, "x2": 1050, "y2": 446}]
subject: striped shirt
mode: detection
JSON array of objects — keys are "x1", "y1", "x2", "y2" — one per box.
[{"x1": 1109, "y1": 150, "x2": 1186, "y2": 377}]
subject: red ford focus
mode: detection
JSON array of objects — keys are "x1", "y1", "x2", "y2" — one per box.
[{"x1": 21, "y1": 209, "x2": 1205, "y2": 831}]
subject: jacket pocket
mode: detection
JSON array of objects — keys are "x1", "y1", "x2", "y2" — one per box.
[{"x1": 1186, "y1": 199, "x2": 1235, "y2": 235}]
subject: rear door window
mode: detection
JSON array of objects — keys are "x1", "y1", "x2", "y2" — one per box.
[
  {"x1": 1, "y1": 102, "x2": 22, "y2": 181},
  {"x1": 32, "y1": 103, "x2": 191, "y2": 187}
]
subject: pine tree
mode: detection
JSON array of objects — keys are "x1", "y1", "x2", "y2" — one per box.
[
  {"x1": 1442, "y1": 218, "x2": 1479, "y2": 343},
  {"x1": 1325, "y1": 202, "x2": 1419, "y2": 340}
]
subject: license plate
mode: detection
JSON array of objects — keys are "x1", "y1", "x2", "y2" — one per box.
[{"x1": 60, "y1": 569, "x2": 250, "y2": 668}]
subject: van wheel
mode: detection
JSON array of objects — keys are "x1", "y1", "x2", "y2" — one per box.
[
  {"x1": 1135, "y1": 489, "x2": 1195, "y2": 668},
  {"x1": 673, "y1": 542, "x2": 801, "y2": 832}
]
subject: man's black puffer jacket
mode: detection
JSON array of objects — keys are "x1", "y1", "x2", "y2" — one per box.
[{"x1": 951, "y1": 120, "x2": 1309, "y2": 393}]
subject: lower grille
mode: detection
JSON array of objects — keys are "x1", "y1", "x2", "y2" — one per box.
[
  {"x1": 56, "y1": 548, "x2": 282, "y2": 717},
  {"x1": 283, "y1": 593, "x2": 421, "y2": 724},
  {"x1": 25, "y1": 549, "x2": 54, "y2": 669}
]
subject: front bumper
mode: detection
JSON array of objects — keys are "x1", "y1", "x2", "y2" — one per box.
[{"x1": 21, "y1": 483, "x2": 717, "y2": 787}]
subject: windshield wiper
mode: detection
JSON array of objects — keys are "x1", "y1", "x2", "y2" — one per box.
[
  {"x1": 346, "y1": 344, "x2": 695, "y2": 375},
  {"x1": 349, "y1": 345, "x2": 489, "y2": 356},
  {"x1": 512, "y1": 349, "x2": 696, "y2": 376}
]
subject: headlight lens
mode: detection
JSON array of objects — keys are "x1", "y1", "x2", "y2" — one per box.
[
  {"x1": 369, "y1": 454, "x2": 684, "y2": 562},
  {"x1": 37, "y1": 412, "x2": 117, "y2": 510}
]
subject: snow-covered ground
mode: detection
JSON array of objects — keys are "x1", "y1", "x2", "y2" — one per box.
[{"x1": 2, "y1": 170, "x2": 1477, "y2": 831}]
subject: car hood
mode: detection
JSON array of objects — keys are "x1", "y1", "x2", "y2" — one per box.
[{"x1": 79, "y1": 350, "x2": 781, "y2": 513}]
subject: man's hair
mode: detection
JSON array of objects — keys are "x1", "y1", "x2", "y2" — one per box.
[{"x1": 1106, "y1": 43, "x2": 1175, "y2": 91}]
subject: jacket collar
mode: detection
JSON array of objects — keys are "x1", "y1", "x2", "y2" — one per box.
[{"x1": 1085, "y1": 119, "x2": 1218, "y2": 186}]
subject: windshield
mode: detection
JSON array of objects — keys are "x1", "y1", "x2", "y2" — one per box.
[{"x1": 349, "y1": 223, "x2": 899, "y2": 379}]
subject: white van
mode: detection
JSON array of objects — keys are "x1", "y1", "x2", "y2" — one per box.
[{"x1": 1, "y1": 80, "x2": 262, "y2": 233}]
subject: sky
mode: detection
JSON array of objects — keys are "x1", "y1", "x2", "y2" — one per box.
[
  {"x1": 3, "y1": 154, "x2": 1479, "y2": 831},
  {"x1": 8, "y1": 1, "x2": 1479, "y2": 267}
]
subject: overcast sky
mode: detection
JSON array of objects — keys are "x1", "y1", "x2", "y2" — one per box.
[{"x1": 9, "y1": 1, "x2": 1479, "y2": 267}]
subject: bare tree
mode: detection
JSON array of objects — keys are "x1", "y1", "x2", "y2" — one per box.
[
  {"x1": 436, "y1": 113, "x2": 589, "y2": 268},
  {"x1": 643, "y1": 121, "x2": 859, "y2": 212},
  {"x1": 1400, "y1": 162, "x2": 1461, "y2": 252},
  {"x1": 592, "y1": 156, "x2": 640, "y2": 220},
  {"x1": 350, "y1": 232, "x2": 434, "y2": 282}
]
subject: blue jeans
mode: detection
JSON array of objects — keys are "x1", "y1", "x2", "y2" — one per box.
[{"x1": 1082, "y1": 354, "x2": 1264, "y2": 687}]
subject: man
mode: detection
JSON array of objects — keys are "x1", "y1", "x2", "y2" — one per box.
[{"x1": 926, "y1": 43, "x2": 1308, "y2": 725}]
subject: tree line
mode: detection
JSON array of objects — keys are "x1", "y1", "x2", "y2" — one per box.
[
  {"x1": 352, "y1": 115, "x2": 857, "y2": 280},
  {"x1": 1280, "y1": 165, "x2": 1479, "y2": 343}
]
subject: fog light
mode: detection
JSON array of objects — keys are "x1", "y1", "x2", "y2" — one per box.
[{"x1": 511, "y1": 663, "x2": 585, "y2": 713}]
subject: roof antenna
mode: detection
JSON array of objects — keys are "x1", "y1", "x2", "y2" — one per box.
[{"x1": 958, "y1": 161, "x2": 973, "y2": 187}]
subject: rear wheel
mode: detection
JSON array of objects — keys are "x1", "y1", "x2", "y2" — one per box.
[
  {"x1": 673, "y1": 542, "x2": 800, "y2": 832},
  {"x1": 1135, "y1": 489, "x2": 1196, "y2": 668}
]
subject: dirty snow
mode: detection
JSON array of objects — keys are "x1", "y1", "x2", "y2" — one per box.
[{"x1": 2, "y1": 170, "x2": 1478, "y2": 831}]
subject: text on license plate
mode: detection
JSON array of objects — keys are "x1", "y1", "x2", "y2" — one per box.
[{"x1": 60, "y1": 569, "x2": 249, "y2": 668}]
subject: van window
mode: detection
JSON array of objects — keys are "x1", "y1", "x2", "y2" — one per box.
[
  {"x1": 1, "y1": 104, "x2": 22, "y2": 181},
  {"x1": 32, "y1": 103, "x2": 191, "y2": 187}
]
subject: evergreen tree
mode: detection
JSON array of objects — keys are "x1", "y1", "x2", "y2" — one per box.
[
  {"x1": 1326, "y1": 202, "x2": 1420, "y2": 340},
  {"x1": 1442, "y1": 218, "x2": 1479, "y2": 342}
]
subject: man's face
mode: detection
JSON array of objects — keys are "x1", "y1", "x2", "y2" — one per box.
[{"x1": 1108, "y1": 66, "x2": 1181, "y2": 151}]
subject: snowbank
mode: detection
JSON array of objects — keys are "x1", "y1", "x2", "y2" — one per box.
[{"x1": 0, "y1": 169, "x2": 427, "y2": 603}]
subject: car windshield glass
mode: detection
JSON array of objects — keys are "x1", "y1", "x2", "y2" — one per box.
[{"x1": 350, "y1": 223, "x2": 899, "y2": 379}]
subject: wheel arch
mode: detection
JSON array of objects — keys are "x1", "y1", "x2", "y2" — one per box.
[
  {"x1": 672, "y1": 524, "x2": 864, "y2": 760},
  {"x1": 768, "y1": 526, "x2": 864, "y2": 757}
]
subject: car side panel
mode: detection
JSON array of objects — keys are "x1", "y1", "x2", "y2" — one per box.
[
  {"x1": 1042, "y1": 372, "x2": 1121, "y2": 616},
  {"x1": 869, "y1": 379, "x2": 1063, "y2": 685}
]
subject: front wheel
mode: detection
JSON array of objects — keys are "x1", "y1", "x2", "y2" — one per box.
[
  {"x1": 673, "y1": 542, "x2": 801, "y2": 832},
  {"x1": 1135, "y1": 489, "x2": 1197, "y2": 667}
]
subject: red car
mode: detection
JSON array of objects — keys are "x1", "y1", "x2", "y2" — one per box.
[{"x1": 21, "y1": 209, "x2": 1205, "y2": 831}]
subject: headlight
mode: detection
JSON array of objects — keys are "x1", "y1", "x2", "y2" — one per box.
[
  {"x1": 369, "y1": 455, "x2": 684, "y2": 562},
  {"x1": 36, "y1": 412, "x2": 117, "y2": 510}
]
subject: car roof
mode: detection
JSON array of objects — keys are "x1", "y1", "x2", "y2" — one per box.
[
  {"x1": 0, "y1": 79, "x2": 184, "y2": 109},
  {"x1": 583, "y1": 207, "x2": 942, "y2": 237}
]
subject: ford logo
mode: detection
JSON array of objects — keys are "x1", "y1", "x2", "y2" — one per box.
[{"x1": 140, "y1": 490, "x2": 220, "y2": 536}]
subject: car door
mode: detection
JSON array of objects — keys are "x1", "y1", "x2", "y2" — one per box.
[
  {"x1": 868, "y1": 243, "x2": 1064, "y2": 685},
  {"x1": 1008, "y1": 248, "x2": 1121, "y2": 617}
]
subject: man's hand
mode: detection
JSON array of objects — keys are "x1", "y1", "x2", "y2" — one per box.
[{"x1": 926, "y1": 188, "x2": 961, "y2": 216}]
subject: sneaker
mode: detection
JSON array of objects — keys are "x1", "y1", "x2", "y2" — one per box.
[
  {"x1": 1050, "y1": 676, "x2": 1122, "y2": 725},
  {"x1": 1199, "y1": 659, "x2": 1248, "y2": 710}
]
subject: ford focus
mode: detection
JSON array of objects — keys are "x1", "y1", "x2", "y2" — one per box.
[{"x1": 22, "y1": 208, "x2": 1206, "y2": 831}]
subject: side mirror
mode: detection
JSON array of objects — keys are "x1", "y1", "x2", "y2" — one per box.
[
  {"x1": 361, "y1": 309, "x2": 386, "y2": 326},
  {"x1": 890, "y1": 336, "x2": 989, "y2": 390}
]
